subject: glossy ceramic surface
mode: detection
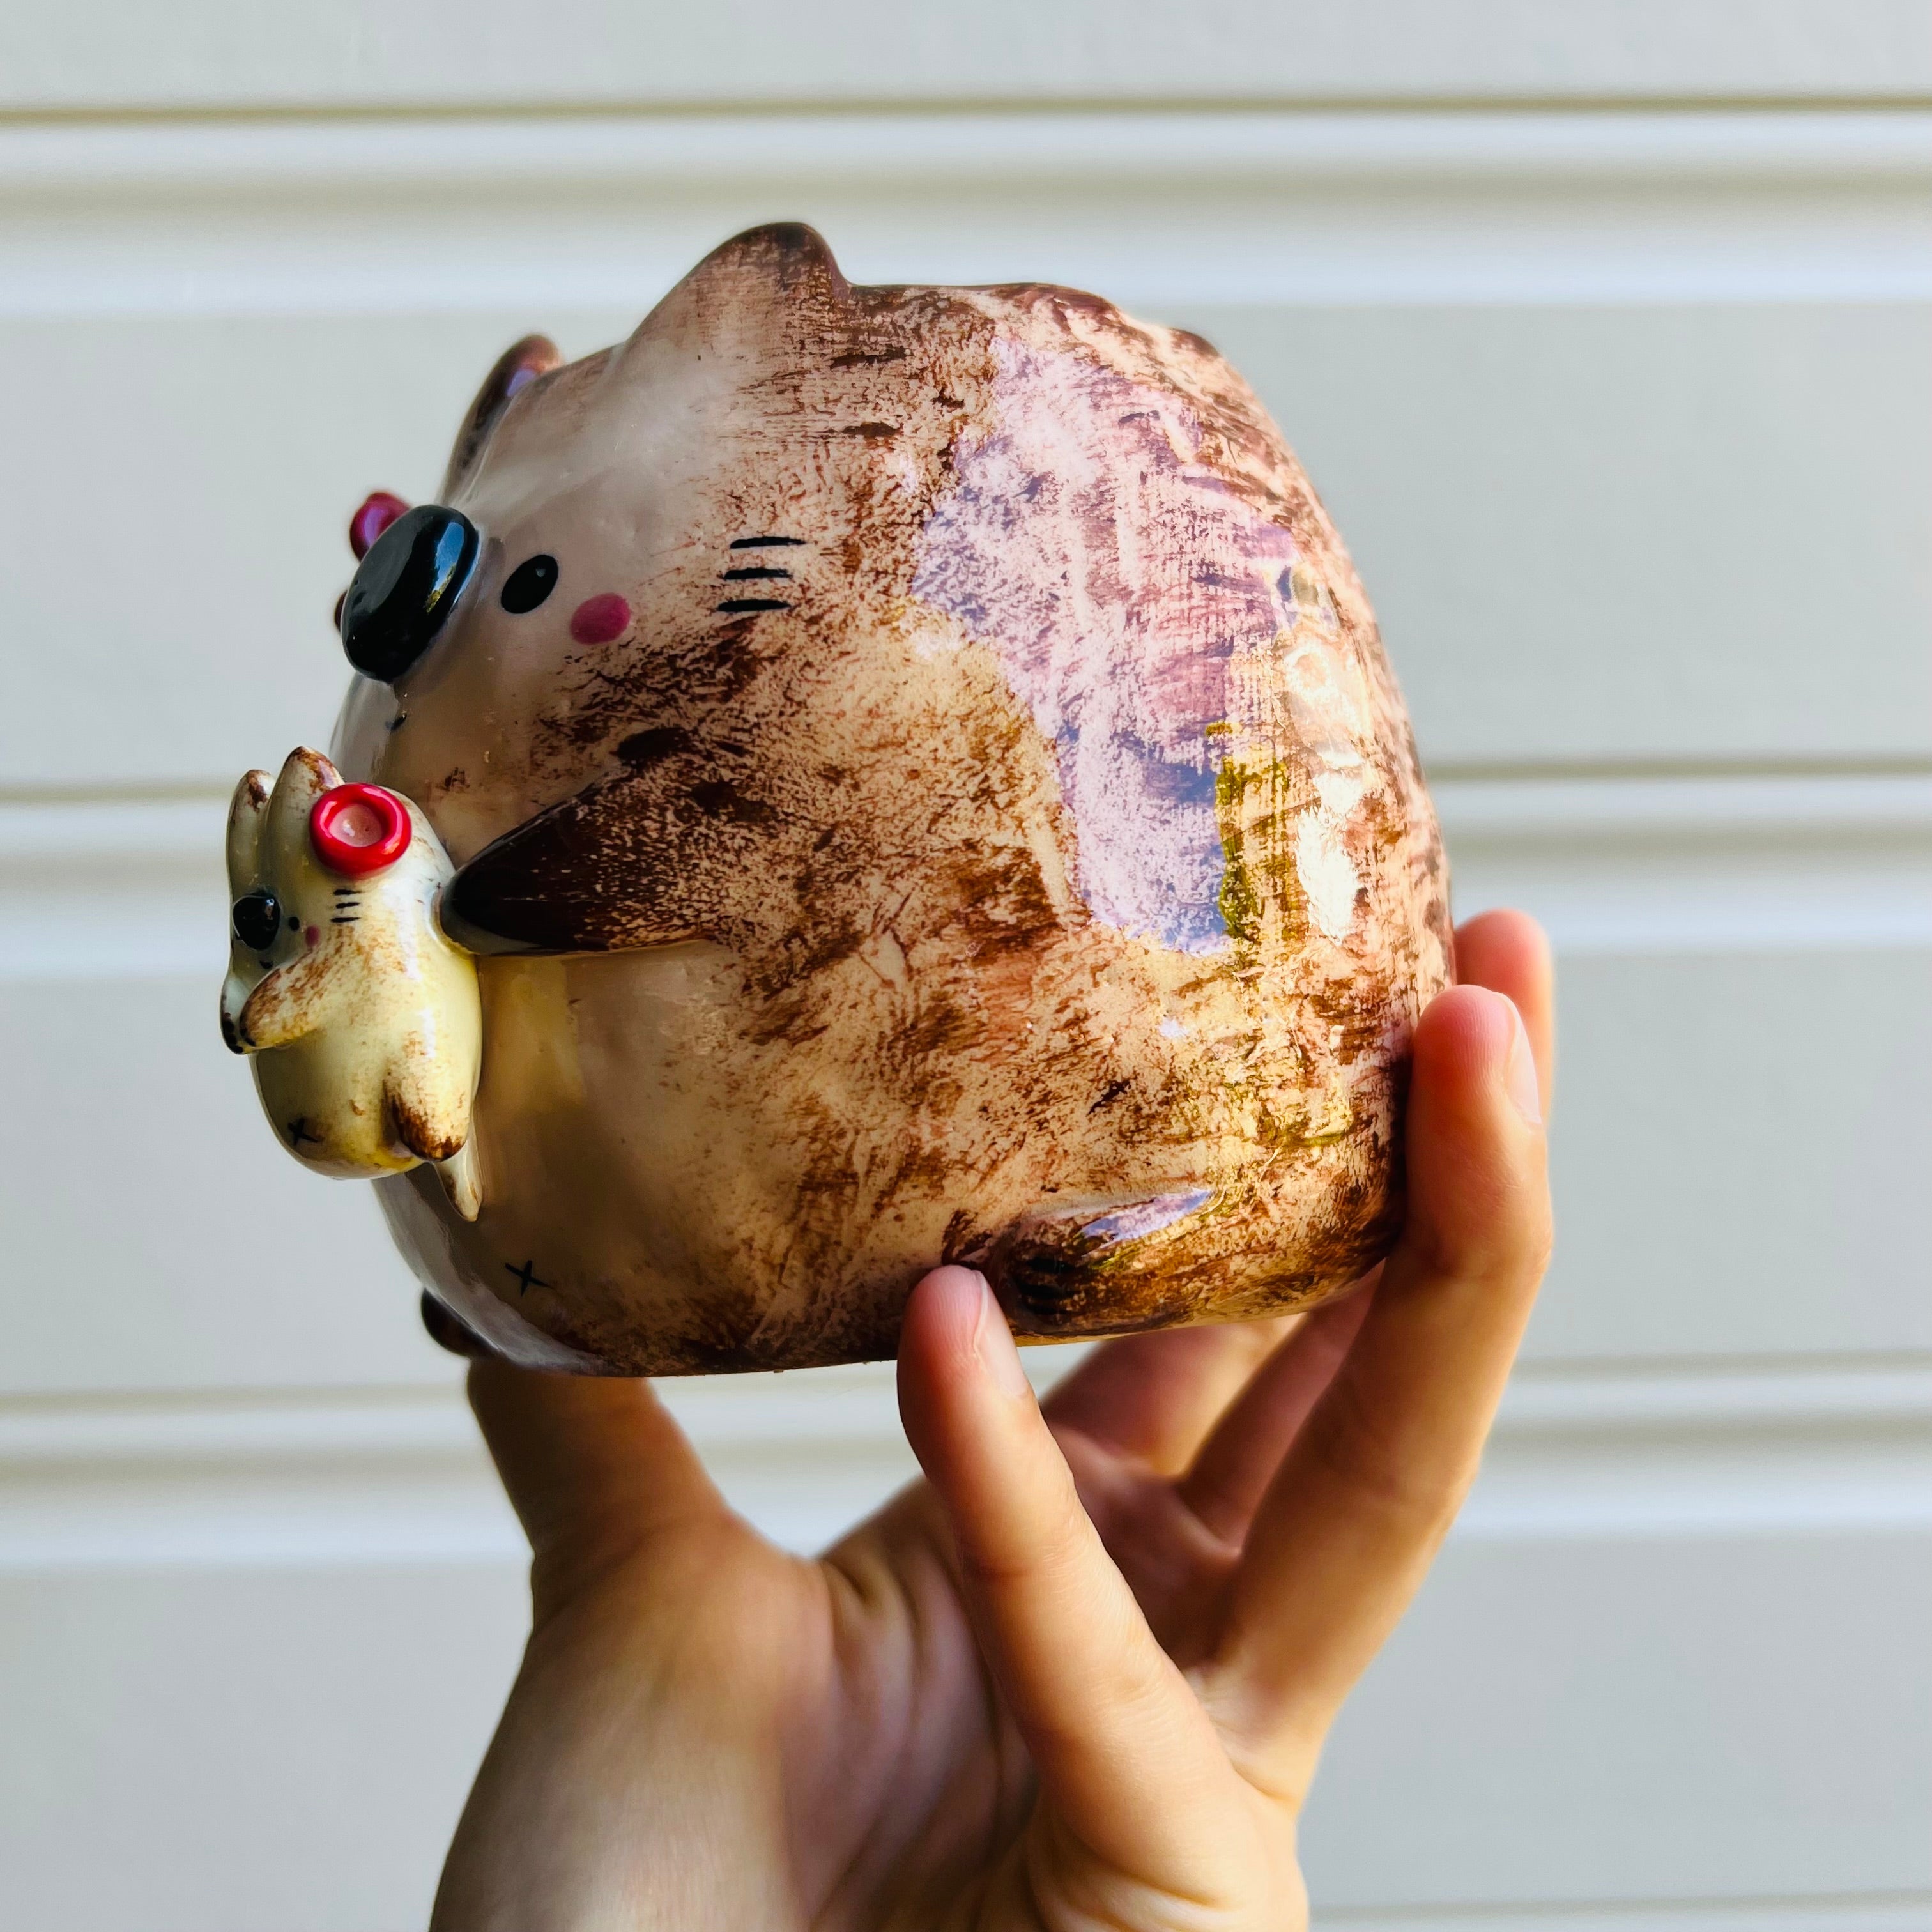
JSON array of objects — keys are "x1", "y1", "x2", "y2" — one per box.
[
  {"x1": 246, "y1": 222, "x2": 1450, "y2": 1373},
  {"x1": 222, "y1": 747, "x2": 482, "y2": 1220}
]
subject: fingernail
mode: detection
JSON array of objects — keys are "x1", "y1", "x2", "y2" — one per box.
[
  {"x1": 1503, "y1": 1003, "x2": 1542, "y2": 1128},
  {"x1": 970, "y1": 1273, "x2": 1034, "y2": 1399}
]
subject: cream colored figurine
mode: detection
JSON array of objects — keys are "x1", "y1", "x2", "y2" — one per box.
[{"x1": 221, "y1": 746, "x2": 482, "y2": 1218}]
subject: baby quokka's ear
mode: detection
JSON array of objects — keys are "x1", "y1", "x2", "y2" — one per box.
[
  {"x1": 264, "y1": 747, "x2": 346, "y2": 865},
  {"x1": 225, "y1": 769, "x2": 272, "y2": 892}
]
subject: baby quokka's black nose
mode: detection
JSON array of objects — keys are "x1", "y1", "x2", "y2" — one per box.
[{"x1": 340, "y1": 505, "x2": 479, "y2": 683}]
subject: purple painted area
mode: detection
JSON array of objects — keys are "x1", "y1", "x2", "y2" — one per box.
[
  {"x1": 914, "y1": 339, "x2": 1300, "y2": 954},
  {"x1": 1080, "y1": 1187, "x2": 1216, "y2": 1247}
]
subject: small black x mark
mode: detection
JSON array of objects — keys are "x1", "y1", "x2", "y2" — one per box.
[
  {"x1": 285, "y1": 1117, "x2": 321, "y2": 1150},
  {"x1": 505, "y1": 1257, "x2": 549, "y2": 1296}
]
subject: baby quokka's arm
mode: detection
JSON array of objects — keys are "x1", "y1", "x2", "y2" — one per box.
[
  {"x1": 221, "y1": 747, "x2": 484, "y2": 1220},
  {"x1": 232, "y1": 945, "x2": 350, "y2": 1051}
]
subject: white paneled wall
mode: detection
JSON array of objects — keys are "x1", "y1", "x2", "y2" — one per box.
[
  {"x1": 3, "y1": 12, "x2": 1931, "y2": 1928},
  {"x1": 8, "y1": 2, "x2": 1932, "y2": 109}
]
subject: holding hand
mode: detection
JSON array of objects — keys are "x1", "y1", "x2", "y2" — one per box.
[{"x1": 433, "y1": 910, "x2": 1554, "y2": 1931}]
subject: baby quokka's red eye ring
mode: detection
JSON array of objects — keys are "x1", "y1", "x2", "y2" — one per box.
[{"x1": 310, "y1": 784, "x2": 413, "y2": 877}]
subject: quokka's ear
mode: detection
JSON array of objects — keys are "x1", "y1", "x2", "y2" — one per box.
[
  {"x1": 441, "y1": 335, "x2": 564, "y2": 497},
  {"x1": 616, "y1": 223, "x2": 853, "y2": 376},
  {"x1": 226, "y1": 769, "x2": 272, "y2": 887},
  {"x1": 683, "y1": 222, "x2": 849, "y2": 310}
]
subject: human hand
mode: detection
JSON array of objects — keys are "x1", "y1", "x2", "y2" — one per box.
[{"x1": 431, "y1": 910, "x2": 1554, "y2": 1930}]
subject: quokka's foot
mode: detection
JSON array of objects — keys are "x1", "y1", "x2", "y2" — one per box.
[
  {"x1": 418, "y1": 1289, "x2": 494, "y2": 1359},
  {"x1": 435, "y1": 1140, "x2": 482, "y2": 1221},
  {"x1": 986, "y1": 1186, "x2": 1217, "y2": 1336}
]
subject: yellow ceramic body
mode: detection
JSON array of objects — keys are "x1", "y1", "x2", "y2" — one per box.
[{"x1": 222, "y1": 748, "x2": 482, "y2": 1220}]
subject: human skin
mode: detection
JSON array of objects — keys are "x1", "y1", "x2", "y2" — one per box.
[{"x1": 430, "y1": 910, "x2": 1553, "y2": 1931}]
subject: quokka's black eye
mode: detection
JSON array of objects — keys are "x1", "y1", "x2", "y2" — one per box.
[
  {"x1": 340, "y1": 505, "x2": 480, "y2": 683},
  {"x1": 232, "y1": 889, "x2": 282, "y2": 953},
  {"x1": 500, "y1": 554, "x2": 558, "y2": 614}
]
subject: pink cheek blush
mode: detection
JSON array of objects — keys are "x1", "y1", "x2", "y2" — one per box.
[
  {"x1": 569, "y1": 593, "x2": 632, "y2": 646},
  {"x1": 305, "y1": 925, "x2": 319, "y2": 946}
]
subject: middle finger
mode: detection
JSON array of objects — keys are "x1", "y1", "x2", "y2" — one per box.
[{"x1": 1040, "y1": 1314, "x2": 1300, "y2": 1476}]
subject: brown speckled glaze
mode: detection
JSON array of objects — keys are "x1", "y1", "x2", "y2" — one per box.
[{"x1": 330, "y1": 223, "x2": 1452, "y2": 1376}]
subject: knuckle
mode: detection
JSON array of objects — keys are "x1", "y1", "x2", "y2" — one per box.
[
  {"x1": 958, "y1": 1483, "x2": 1092, "y2": 1595},
  {"x1": 1408, "y1": 1158, "x2": 1554, "y2": 1300}
]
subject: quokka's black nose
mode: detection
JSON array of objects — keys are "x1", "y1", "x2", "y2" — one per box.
[{"x1": 339, "y1": 504, "x2": 479, "y2": 683}]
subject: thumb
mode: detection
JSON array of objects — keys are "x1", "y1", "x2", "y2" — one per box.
[
  {"x1": 897, "y1": 1268, "x2": 1236, "y2": 1889},
  {"x1": 468, "y1": 1361, "x2": 726, "y2": 1590}
]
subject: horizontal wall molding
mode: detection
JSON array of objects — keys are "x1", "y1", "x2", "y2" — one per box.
[
  {"x1": 1438, "y1": 771, "x2": 1932, "y2": 838},
  {"x1": 4, "y1": 772, "x2": 1924, "y2": 981},
  {"x1": 10, "y1": 1353, "x2": 1930, "y2": 1459},
  {"x1": 4, "y1": 1355, "x2": 1928, "y2": 1571},
  {"x1": 1441, "y1": 772, "x2": 1932, "y2": 953},
  {"x1": 12, "y1": 112, "x2": 1932, "y2": 312},
  {"x1": 1324, "y1": 1891, "x2": 1932, "y2": 1931},
  {"x1": 10, "y1": 4, "x2": 1932, "y2": 114},
  {"x1": 26, "y1": 111, "x2": 1932, "y2": 194}
]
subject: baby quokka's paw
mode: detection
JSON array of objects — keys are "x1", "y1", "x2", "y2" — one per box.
[{"x1": 221, "y1": 747, "x2": 483, "y2": 1219}]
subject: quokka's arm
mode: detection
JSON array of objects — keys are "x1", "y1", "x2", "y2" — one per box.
[{"x1": 234, "y1": 951, "x2": 348, "y2": 1052}]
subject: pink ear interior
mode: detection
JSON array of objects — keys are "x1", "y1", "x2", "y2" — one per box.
[{"x1": 349, "y1": 491, "x2": 410, "y2": 560}]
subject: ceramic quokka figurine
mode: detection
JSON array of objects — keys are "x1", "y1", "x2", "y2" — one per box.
[
  {"x1": 224, "y1": 222, "x2": 1451, "y2": 1376},
  {"x1": 222, "y1": 747, "x2": 482, "y2": 1220}
]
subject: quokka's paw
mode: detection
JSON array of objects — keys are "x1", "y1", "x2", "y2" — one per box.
[
  {"x1": 985, "y1": 1186, "x2": 1218, "y2": 1335},
  {"x1": 222, "y1": 747, "x2": 484, "y2": 1209}
]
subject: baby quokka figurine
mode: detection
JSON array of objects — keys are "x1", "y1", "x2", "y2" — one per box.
[{"x1": 222, "y1": 746, "x2": 482, "y2": 1220}]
